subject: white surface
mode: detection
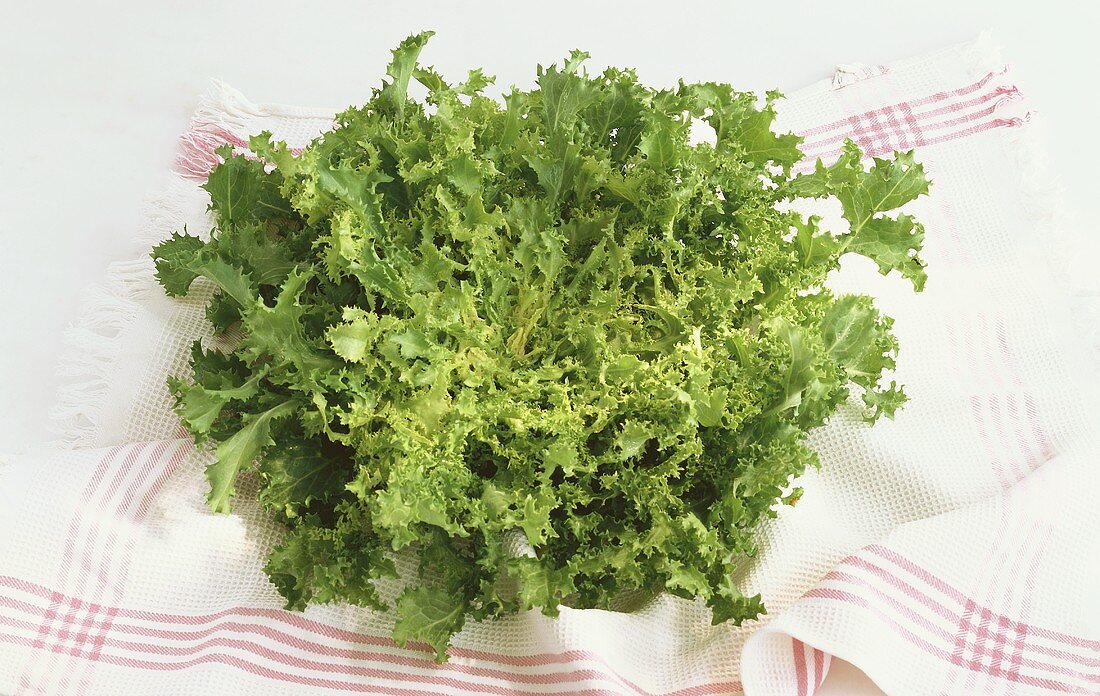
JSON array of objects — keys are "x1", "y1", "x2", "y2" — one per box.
[{"x1": 2, "y1": 2, "x2": 1097, "y2": 693}]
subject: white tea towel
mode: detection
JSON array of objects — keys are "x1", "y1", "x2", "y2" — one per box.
[{"x1": 2, "y1": 34, "x2": 1097, "y2": 695}]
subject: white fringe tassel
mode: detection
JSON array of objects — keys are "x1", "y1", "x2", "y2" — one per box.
[
  {"x1": 49, "y1": 78, "x2": 339, "y2": 449},
  {"x1": 48, "y1": 179, "x2": 207, "y2": 449},
  {"x1": 176, "y1": 79, "x2": 336, "y2": 178},
  {"x1": 964, "y1": 33, "x2": 1100, "y2": 368}
]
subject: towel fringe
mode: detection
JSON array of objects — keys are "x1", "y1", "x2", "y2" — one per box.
[
  {"x1": 960, "y1": 30, "x2": 1007, "y2": 78},
  {"x1": 972, "y1": 60, "x2": 1100, "y2": 371},
  {"x1": 1001, "y1": 116, "x2": 1100, "y2": 365},
  {"x1": 957, "y1": 32, "x2": 1100, "y2": 366},
  {"x1": 175, "y1": 80, "x2": 262, "y2": 179},
  {"x1": 176, "y1": 79, "x2": 336, "y2": 179},
  {"x1": 48, "y1": 179, "x2": 211, "y2": 449}
]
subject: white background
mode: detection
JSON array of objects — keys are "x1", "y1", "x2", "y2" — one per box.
[{"x1": 2, "y1": 2, "x2": 1097, "y2": 693}]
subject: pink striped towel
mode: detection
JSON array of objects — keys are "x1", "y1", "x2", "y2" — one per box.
[{"x1": 2, "y1": 33, "x2": 1097, "y2": 695}]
